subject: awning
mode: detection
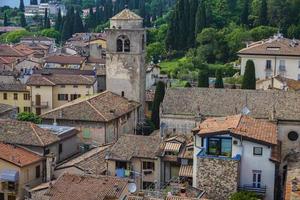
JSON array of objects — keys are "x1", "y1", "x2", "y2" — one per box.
[
  {"x1": 165, "y1": 142, "x2": 181, "y2": 152},
  {"x1": 179, "y1": 165, "x2": 193, "y2": 178},
  {"x1": 0, "y1": 169, "x2": 19, "y2": 182}
]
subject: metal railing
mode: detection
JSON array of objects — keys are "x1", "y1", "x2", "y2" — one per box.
[
  {"x1": 238, "y1": 184, "x2": 267, "y2": 195},
  {"x1": 31, "y1": 101, "x2": 49, "y2": 108}
]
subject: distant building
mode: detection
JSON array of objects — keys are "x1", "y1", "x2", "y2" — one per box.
[
  {"x1": 41, "y1": 91, "x2": 140, "y2": 146},
  {"x1": 26, "y1": 72, "x2": 97, "y2": 115},
  {"x1": 146, "y1": 64, "x2": 160, "y2": 90},
  {"x1": 193, "y1": 115, "x2": 279, "y2": 200},
  {"x1": 106, "y1": 134, "x2": 162, "y2": 190},
  {"x1": 20, "y1": 36, "x2": 56, "y2": 54},
  {"x1": 25, "y1": 3, "x2": 66, "y2": 17},
  {"x1": 43, "y1": 55, "x2": 87, "y2": 69},
  {"x1": 256, "y1": 75, "x2": 300, "y2": 92},
  {"x1": 0, "y1": 142, "x2": 44, "y2": 200},
  {"x1": 0, "y1": 83, "x2": 31, "y2": 113},
  {"x1": 238, "y1": 34, "x2": 300, "y2": 81}
]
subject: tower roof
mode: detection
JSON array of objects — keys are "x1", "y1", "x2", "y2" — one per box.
[{"x1": 111, "y1": 9, "x2": 142, "y2": 20}]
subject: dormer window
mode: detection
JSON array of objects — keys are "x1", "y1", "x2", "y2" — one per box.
[{"x1": 116, "y1": 35, "x2": 130, "y2": 52}]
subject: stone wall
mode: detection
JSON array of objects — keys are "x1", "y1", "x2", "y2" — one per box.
[{"x1": 196, "y1": 157, "x2": 240, "y2": 200}]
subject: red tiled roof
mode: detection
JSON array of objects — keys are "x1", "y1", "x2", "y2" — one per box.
[
  {"x1": 45, "y1": 173, "x2": 129, "y2": 200},
  {"x1": 0, "y1": 142, "x2": 43, "y2": 167},
  {"x1": 0, "y1": 45, "x2": 25, "y2": 57},
  {"x1": 197, "y1": 114, "x2": 277, "y2": 145},
  {"x1": 45, "y1": 55, "x2": 86, "y2": 65}
]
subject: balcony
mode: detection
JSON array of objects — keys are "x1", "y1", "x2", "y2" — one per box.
[
  {"x1": 31, "y1": 101, "x2": 49, "y2": 108},
  {"x1": 238, "y1": 184, "x2": 267, "y2": 196}
]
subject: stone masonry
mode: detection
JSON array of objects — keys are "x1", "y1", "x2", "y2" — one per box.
[{"x1": 196, "y1": 157, "x2": 240, "y2": 200}]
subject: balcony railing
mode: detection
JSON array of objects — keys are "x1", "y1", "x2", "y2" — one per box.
[
  {"x1": 279, "y1": 65, "x2": 286, "y2": 72},
  {"x1": 238, "y1": 184, "x2": 267, "y2": 196},
  {"x1": 31, "y1": 101, "x2": 49, "y2": 108}
]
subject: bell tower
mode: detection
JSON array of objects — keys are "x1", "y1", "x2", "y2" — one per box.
[{"x1": 106, "y1": 9, "x2": 146, "y2": 116}]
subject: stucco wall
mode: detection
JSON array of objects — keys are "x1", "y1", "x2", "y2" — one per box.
[
  {"x1": 240, "y1": 55, "x2": 300, "y2": 80},
  {"x1": 0, "y1": 91, "x2": 31, "y2": 113}
]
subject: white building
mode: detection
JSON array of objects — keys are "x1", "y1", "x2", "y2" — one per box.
[
  {"x1": 192, "y1": 114, "x2": 279, "y2": 200},
  {"x1": 238, "y1": 34, "x2": 300, "y2": 81},
  {"x1": 146, "y1": 64, "x2": 160, "y2": 90}
]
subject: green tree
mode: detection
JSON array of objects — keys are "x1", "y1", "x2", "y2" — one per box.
[
  {"x1": 4, "y1": 13, "x2": 8, "y2": 26},
  {"x1": 17, "y1": 112, "x2": 42, "y2": 124},
  {"x1": 19, "y1": 0, "x2": 25, "y2": 12},
  {"x1": 146, "y1": 42, "x2": 166, "y2": 63},
  {"x1": 198, "y1": 70, "x2": 209, "y2": 87},
  {"x1": 185, "y1": 82, "x2": 192, "y2": 87},
  {"x1": 259, "y1": 0, "x2": 268, "y2": 26},
  {"x1": 195, "y1": 0, "x2": 206, "y2": 36},
  {"x1": 20, "y1": 13, "x2": 27, "y2": 27},
  {"x1": 214, "y1": 68, "x2": 224, "y2": 88},
  {"x1": 39, "y1": 28, "x2": 61, "y2": 41},
  {"x1": 151, "y1": 81, "x2": 166, "y2": 129},
  {"x1": 44, "y1": 8, "x2": 51, "y2": 28},
  {"x1": 30, "y1": 0, "x2": 38, "y2": 5},
  {"x1": 241, "y1": 0, "x2": 249, "y2": 26},
  {"x1": 242, "y1": 60, "x2": 256, "y2": 90},
  {"x1": 287, "y1": 24, "x2": 300, "y2": 39},
  {"x1": 73, "y1": 11, "x2": 85, "y2": 33},
  {"x1": 55, "y1": 8, "x2": 62, "y2": 31},
  {"x1": 229, "y1": 191, "x2": 259, "y2": 200},
  {"x1": 0, "y1": 30, "x2": 32, "y2": 43}
]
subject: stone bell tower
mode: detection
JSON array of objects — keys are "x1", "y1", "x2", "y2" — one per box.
[{"x1": 106, "y1": 9, "x2": 146, "y2": 117}]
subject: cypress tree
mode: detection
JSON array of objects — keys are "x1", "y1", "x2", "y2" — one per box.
[
  {"x1": 4, "y1": 13, "x2": 8, "y2": 26},
  {"x1": 259, "y1": 0, "x2": 268, "y2": 26},
  {"x1": 61, "y1": 19, "x2": 72, "y2": 42},
  {"x1": 151, "y1": 81, "x2": 166, "y2": 129},
  {"x1": 198, "y1": 70, "x2": 209, "y2": 88},
  {"x1": 241, "y1": 0, "x2": 249, "y2": 26},
  {"x1": 242, "y1": 60, "x2": 256, "y2": 90},
  {"x1": 73, "y1": 11, "x2": 85, "y2": 33},
  {"x1": 214, "y1": 69, "x2": 224, "y2": 88},
  {"x1": 195, "y1": 0, "x2": 206, "y2": 36},
  {"x1": 188, "y1": 0, "x2": 198, "y2": 47},
  {"x1": 30, "y1": 0, "x2": 38, "y2": 5},
  {"x1": 86, "y1": 6, "x2": 96, "y2": 29},
  {"x1": 55, "y1": 8, "x2": 62, "y2": 31},
  {"x1": 19, "y1": 0, "x2": 25, "y2": 12},
  {"x1": 95, "y1": 5, "x2": 101, "y2": 24},
  {"x1": 68, "y1": 7, "x2": 75, "y2": 34},
  {"x1": 20, "y1": 13, "x2": 27, "y2": 27},
  {"x1": 44, "y1": 8, "x2": 50, "y2": 28}
]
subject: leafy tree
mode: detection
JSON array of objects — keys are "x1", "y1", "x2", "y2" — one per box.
[
  {"x1": 19, "y1": 0, "x2": 25, "y2": 12},
  {"x1": 229, "y1": 191, "x2": 259, "y2": 200},
  {"x1": 39, "y1": 28, "x2": 61, "y2": 41},
  {"x1": 146, "y1": 42, "x2": 166, "y2": 63},
  {"x1": 242, "y1": 60, "x2": 256, "y2": 90},
  {"x1": 249, "y1": 26, "x2": 277, "y2": 41},
  {"x1": 73, "y1": 11, "x2": 85, "y2": 33},
  {"x1": 259, "y1": 0, "x2": 268, "y2": 26},
  {"x1": 0, "y1": 30, "x2": 32, "y2": 43},
  {"x1": 287, "y1": 24, "x2": 300, "y2": 39},
  {"x1": 185, "y1": 82, "x2": 192, "y2": 87},
  {"x1": 198, "y1": 70, "x2": 209, "y2": 87},
  {"x1": 17, "y1": 112, "x2": 42, "y2": 124},
  {"x1": 55, "y1": 8, "x2": 62, "y2": 31},
  {"x1": 4, "y1": 13, "x2": 8, "y2": 26},
  {"x1": 151, "y1": 81, "x2": 166, "y2": 129},
  {"x1": 214, "y1": 68, "x2": 224, "y2": 88},
  {"x1": 20, "y1": 13, "x2": 27, "y2": 27}
]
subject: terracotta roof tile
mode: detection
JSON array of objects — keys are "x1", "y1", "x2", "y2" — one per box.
[
  {"x1": 0, "y1": 83, "x2": 28, "y2": 92},
  {"x1": 238, "y1": 36, "x2": 300, "y2": 56},
  {"x1": 0, "y1": 45, "x2": 25, "y2": 57},
  {"x1": 41, "y1": 91, "x2": 140, "y2": 122},
  {"x1": 111, "y1": 9, "x2": 142, "y2": 20},
  {"x1": 26, "y1": 74, "x2": 96, "y2": 86},
  {"x1": 45, "y1": 55, "x2": 86, "y2": 65},
  {"x1": 197, "y1": 114, "x2": 277, "y2": 145},
  {"x1": 45, "y1": 173, "x2": 129, "y2": 200},
  {"x1": 0, "y1": 103, "x2": 14, "y2": 114},
  {"x1": 0, "y1": 142, "x2": 43, "y2": 167},
  {"x1": 0, "y1": 120, "x2": 60, "y2": 147},
  {"x1": 162, "y1": 88, "x2": 300, "y2": 121},
  {"x1": 107, "y1": 134, "x2": 162, "y2": 161}
]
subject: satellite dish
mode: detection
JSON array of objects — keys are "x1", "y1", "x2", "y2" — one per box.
[
  {"x1": 241, "y1": 106, "x2": 251, "y2": 115},
  {"x1": 128, "y1": 183, "x2": 137, "y2": 193}
]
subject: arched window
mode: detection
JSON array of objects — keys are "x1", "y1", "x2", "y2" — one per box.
[
  {"x1": 117, "y1": 39, "x2": 123, "y2": 52},
  {"x1": 116, "y1": 35, "x2": 130, "y2": 53}
]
